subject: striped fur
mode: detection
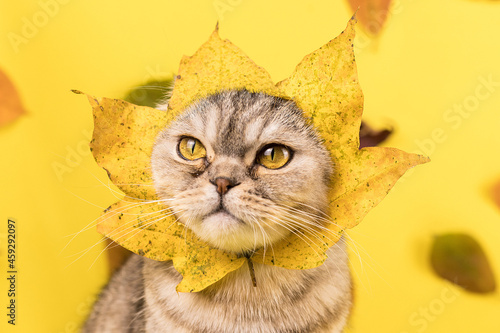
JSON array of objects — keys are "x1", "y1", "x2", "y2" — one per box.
[{"x1": 84, "y1": 90, "x2": 353, "y2": 332}]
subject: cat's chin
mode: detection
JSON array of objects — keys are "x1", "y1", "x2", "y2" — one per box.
[{"x1": 187, "y1": 210, "x2": 268, "y2": 254}]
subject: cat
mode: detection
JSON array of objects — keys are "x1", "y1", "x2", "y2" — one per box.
[{"x1": 83, "y1": 89, "x2": 353, "y2": 333}]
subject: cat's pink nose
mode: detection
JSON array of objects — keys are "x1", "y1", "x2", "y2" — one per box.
[
  {"x1": 215, "y1": 177, "x2": 231, "y2": 195},
  {"x1": 212, "y1": 177, "x2": 241, "y2": 195}
]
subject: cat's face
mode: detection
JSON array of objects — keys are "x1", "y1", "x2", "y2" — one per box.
[{"x1": 151, "y1": 90, "x2": 333, "y2": 254}]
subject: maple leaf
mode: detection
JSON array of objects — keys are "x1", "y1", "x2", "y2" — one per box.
[
  {"x1": 78, "y1": 17, "x2": 428, "y2": 292},
  {"x1": 348, "y1": 0, "x2": 392, "y2": 35},
  {"x1": 0, "y1": 68, "x2": 25, "y2": 127}
]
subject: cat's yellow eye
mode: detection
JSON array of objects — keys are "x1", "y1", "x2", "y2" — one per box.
[
  {"x1": 257, "y1": 145, "x2": 292, "y2": 169},
  {"x1": 178, "y1": 137, "x2": 207, "y2": 161}
]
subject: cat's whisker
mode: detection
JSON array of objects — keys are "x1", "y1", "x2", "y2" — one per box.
[
  {"x1": 252, "y1": 216, "x2": 269, "y2": 260},
  {"x1": 87, "y1": 213, "x2": 178, "y2": 271},
  {"x1": 63, "y1": 200, "x2": 172, "y2": 240},
  {"x1": 249, "y1": 215, "x2": 276, "y2": 262},
  {"x1": 61, "y1": 199, "x2": 152, "y2": 255},
  {"x1": 340, "y1": 233, "x2": 392, "y2": 291},
  {"x1": 279, "y1": 201, "x2": 371, "y2": 238},
  {"x1": 129, "y1": 85, "x2": 171, "y2": 92},
  {"x1": 275, "y1": 212, "x2": 352, "y2": 279},
  {"x1": 277, "y1": 203, "x2": 344, "y2": 230},
  {"x1": 273, "y1": 207, "x2": 340, "y2": 245},
  {"x1": 105, "y1": 207, "x2": 185, "y2": 240},
  {"x1": 261, "y1": 213, "x2": 324, "y2": 262},
  {"x1": 68, "y1": 208, "x2": 182, "y2": 265},
  {"x1": 275, "y1": 206, "x2": 349, "y2": 244},
  {"x1": 88, "y1": 208, "x2": 185, "y2": 268},
  {"x1": 279, "y1": 215, "x2": 346, "y2": 276},
  {"x1": 281, "y1": 199, "x2": 332, "y2": 219},
  {"x1": 62, "y1": 187, "x2": 111, "y2": 211},
  {"x1": 277, "y1": 206, "x2": 385, "y2": 291},
  {"x1": 247, "y1": 215, "x2": 258, "y2": 254},
  {"x1": 66, "y1": 209, "x2": 181, "y2": 260}
]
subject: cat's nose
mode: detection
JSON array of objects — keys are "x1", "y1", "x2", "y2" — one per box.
[{"x1": 211, "y1": 177, "x2": 238, "y2": 195}]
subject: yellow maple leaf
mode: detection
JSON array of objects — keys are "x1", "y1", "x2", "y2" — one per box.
[{"x1": 78, "y1": 17, "x2": 429, "y2": 292}]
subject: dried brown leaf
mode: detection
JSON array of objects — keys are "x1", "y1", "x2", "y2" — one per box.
[{"x1": 0, "y1": 69, "x2": 25, "y2": 126}]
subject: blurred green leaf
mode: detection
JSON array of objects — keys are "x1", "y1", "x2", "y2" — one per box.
[
  {"x1": 123, "y1": 78, "x2": 173, "y2": 108},
  {"x1": 431, "y1": 233, "x2": 496, "y2": 293}
]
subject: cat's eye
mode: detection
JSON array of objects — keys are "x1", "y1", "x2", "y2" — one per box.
[
  {"x1": 178, "y1": 137, "x2": 207, "y2": 161},
  {"x1": 257, "y1": 144, "x2": 292, "y2": 169}
]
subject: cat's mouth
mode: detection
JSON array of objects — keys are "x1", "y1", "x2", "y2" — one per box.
[{"x1": 208, "y1": 205, "x2": 244, "y2": 224}]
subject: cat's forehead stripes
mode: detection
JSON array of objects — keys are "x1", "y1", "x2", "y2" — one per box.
[{"x1": 179, "y1": 90, "x2": 313, "y2": 157}]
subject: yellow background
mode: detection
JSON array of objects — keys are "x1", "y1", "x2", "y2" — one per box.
[{"x1": 1, "y1": 0, "x2": 499, "y2": 332}]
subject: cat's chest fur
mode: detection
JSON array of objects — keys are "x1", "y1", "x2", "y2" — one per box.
[
  {"x1": 84, "y1": 241, "x2": 351, "y2": 333},
  {"x1": 144, "y1": 244, "x2": 351, "y2": 333}
]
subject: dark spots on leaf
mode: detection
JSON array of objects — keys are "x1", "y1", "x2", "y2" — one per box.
[{"x1": 138, "y1": 249, "x2": 145, "y2": 256}]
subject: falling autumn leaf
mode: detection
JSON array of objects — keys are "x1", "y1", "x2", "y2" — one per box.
[
  {"x1": 79, "y1": 17, "x2": 428, "y2": 292},
  {"x1": 491, "y1": 179, "x2": 500, "y2": 211},
  {"x1": 104, "y1": 238, "x2": 132, "y2": 275},
  {"x1": 0, "y1": 68, "x2": 25, "y2": 126},
  {"x1": 348, "y1": 0, "x2": 392, "y2": 35},
  {"x1": 431, "y1": 233, "x2": 496, "y2": 293},
  {"x1": 359, "y1": 121, "x2": 393, "y2": 148}
]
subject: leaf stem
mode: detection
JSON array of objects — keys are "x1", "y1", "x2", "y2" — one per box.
[{"x1": 245, "y1": 254, "x2": 257, "y2": 288}]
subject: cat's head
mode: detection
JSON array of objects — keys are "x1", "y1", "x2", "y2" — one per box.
[{"x1": 151, "y1": 90, "x2": 333, "y2": 254}]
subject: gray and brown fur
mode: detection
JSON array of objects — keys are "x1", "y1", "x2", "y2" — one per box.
[{"x1": 83, "y1": 90, "x2": 353, "y2": 332}]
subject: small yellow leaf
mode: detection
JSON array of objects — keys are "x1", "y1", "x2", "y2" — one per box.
[{"x1": 348, "y1": 0, "x2": 392, "y2": 36}]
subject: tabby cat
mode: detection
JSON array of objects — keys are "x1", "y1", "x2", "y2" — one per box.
[{"x1": 83, "y1": 89, "x2": 353, "y2": 333}]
